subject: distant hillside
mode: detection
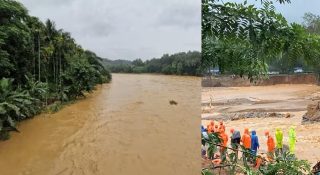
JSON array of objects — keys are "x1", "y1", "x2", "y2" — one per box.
[
  {"x1": 102, "y1": 59, "x2": 132, "y2": 65},
  {"x1": 101, "y1": 51, "x2": 202, "y2": 76},
  {"x1": 102, "y1": 59, "x2": 133, "y2": 73}
]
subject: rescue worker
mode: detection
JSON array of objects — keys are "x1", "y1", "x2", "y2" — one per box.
[
  {"x1": 289, "y1": 126, "x2": 296, "y2": 154},
  {"x1": 207, "y1": 121, "x2": 214, "y2": 134},
  {"x1": 241, "y1": 128, "x2": 251, "y2": 166},
  {"x1": 230, "y1": 128, "x2": 241, "y2": 162},
  {"x1": 219, "y1": 128, "x2": 228, "y2": 162},
  {"x1": 251, "y1": 130, "x2": 260, "y2": 158},
  {"x1": 265, "y1": 131, "x2": 275, "y2": 161},
  {"x1": 219, "y1": 121, "x2": 226, "y2": 131},
  {"x1": 201, "y1": 126, "x2": 208, "y2": 158},
  {"x1": 201, "y1": 125, "x2": 208, "y2": 139},
  {"x1": 214, "y1": 124, "x2": 219, "y2": 133},
  {"x1": 275, "y1": 128, "x2": 283, "y2": 156},
  {"x1": 230, "y1": 128, "x2": 241, "y2": 148},
  {"x1": 201, "y1": 125, "x2": 206, "y2": 133}
]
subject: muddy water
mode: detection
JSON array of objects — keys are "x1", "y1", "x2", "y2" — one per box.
[
  {"x1": 0, "y1": 74, "x2": 201, "y2": 175},
  {"x1": 202, "y1": 84, "x2": 320, "y2": 164}
]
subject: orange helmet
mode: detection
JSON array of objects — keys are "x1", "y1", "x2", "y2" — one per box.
[
  {"x1": 265, "y1": 131, "x2": 270, "y2": 136},
  {"x1": 244, "y1": 128, "x2": 249, "y2": 134}
]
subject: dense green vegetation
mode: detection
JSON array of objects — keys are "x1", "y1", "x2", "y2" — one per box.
[
  {"x1": 202, "y1": 0, "x2": 320, "y2": 80},
  {"x1": 103, "y1": 51, "x2": 202, "y2": 76},
  {"x1": 0, "y1": 0, "x2": 111, "y2": 139}
]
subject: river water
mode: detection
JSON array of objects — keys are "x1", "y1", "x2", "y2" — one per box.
[{"x1": 0, "y1": 74, "x2": 201, "y2": 175}]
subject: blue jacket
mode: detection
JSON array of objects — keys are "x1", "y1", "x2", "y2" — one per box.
[
  {"x1": 251, "y1": 130, "x2": 259, "y2": 151},
  {"x1": 201, "y1": 125, "x2": 207, "y2": 132}
]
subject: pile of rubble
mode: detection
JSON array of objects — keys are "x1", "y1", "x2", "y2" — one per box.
[{"x1": 302, "y1": 101, "x2": 320, "y2": 124}]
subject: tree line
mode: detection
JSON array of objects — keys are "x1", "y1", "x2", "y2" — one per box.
[
  {"x1": 267, "y1": 12, "x2": 320, "y2": 74},
  {"x1": 103, "y1": 51, "x2": 202, "y2": 76},
  {"x1": 0, "y1": 0, "x2": 111, "y2": 139}
]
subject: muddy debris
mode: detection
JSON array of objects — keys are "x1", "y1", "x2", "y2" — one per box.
[
  {"x1": 302, "y1": 101, "x2": 320, "y2": 124},
  {"x1": 169, "y1": 100, "x2": 178, "y2": 105},
  {"x1": 313, "y1": 161, "x2": 320, "y2": 174},
  {"x1": 204, "y1": 112, "x2": 293, "y2": 121}
]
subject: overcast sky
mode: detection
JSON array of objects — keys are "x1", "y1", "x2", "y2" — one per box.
[
  {"x1": 228, "y1": 0, "x2": 320, "y2": 23},
  {"x1": 20, "y1": 0, "x2": 201, "y2": 60}
]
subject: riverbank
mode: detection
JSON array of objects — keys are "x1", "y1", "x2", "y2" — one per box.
[
  {"x1": 202, "y1": 84, "x2": 320, "y2": 165},
  {"x1": 0, "y1": 74, "x2": 200, "y2": 175}
]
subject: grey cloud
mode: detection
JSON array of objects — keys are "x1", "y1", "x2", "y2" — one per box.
[
  {"x1": 156, "y1": 3, "x2": 200, "y2": 29},
  {"x1": 82, "y1": 22, "x2": 113, "y2": 38},
  {"x1": 19, "y1": 0, "x2": 201, "y2": 60}
]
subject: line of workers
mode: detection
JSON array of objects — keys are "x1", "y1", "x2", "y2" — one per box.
[{"x1": 201, "y1": 121, "x2": 297, "y2": 163}]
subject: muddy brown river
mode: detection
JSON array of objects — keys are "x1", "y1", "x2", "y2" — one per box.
[{"x1": 0, "y1": 74, "x2": 201, "y2": 175}]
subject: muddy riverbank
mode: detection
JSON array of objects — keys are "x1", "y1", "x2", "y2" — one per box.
[
  {"x1": 0, "y1": 74, "x2": 201, "y2": 175},
  {"x1": 202, "y1": 84, "x2": 320, "y2": 164}
]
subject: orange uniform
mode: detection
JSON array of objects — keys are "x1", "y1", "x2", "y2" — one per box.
[
  {"x1": 219, "y1": 121, "x2": 226, "y2": 131},
  {"x1": 265, "y1": 131, "x2": 275, "y2": 161},
  {"x1": 267, "y1": 135, "x2": 275, "y2": 152},
  {"x1": 220, "y1": 131, "x2": 228, "y2": 147},
  {"x1": 207, "y1": 121, "x2": 214, "y2": 134},
  {"x1": 219, "y1": 128, "x2": 228, "y2": 162},
  {"x1": 214, "y1": 125, "x2": 219, "y2": 133},
  {"x1": 241, "y1": 128, "x2": 251, "y2": 149}
]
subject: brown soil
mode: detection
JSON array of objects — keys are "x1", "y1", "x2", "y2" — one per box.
[
  {"x1": 202, "y1": 84, "x2": 320, "y2": 165},
  {"x1": 302, "y1": 101, "x2": 320, "y2": 124}
]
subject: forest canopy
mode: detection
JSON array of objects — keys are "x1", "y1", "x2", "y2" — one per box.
[
  {"x1": 0, "y1": 0, "x2": 111, "y2": 139},
  {"x1": 103, "y1": 51, "x2": 202, "y2": 76},
  {"x1": 202, "y1": 0, "x2": 320, "y2": 80}
]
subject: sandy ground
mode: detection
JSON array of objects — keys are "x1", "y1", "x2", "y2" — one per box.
[
  {"x1": 0, "y1": 74, "x2": 201, "y2": 175},
  {"x1": 202, "y1": 84, "x2": 320, "y2": 165}
]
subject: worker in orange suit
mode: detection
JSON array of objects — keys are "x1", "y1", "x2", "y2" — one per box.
[
  {"x1": 219, "y1": 121, "x2": 225, "y2": 131},
  {"x1": 265, "y1": 131, "x2": 275, "y2": 161},
  {"x1": 241, "y1": 128, "x2": 251, "y2": 166},
  {"x1": 214, "y1": 124, "x2": 219, "y2": 133},
  {"x1": 207, "y1": 120, "x2": 214, "y2": 134},
  {"x1": 219, "y1": 128, "x2": 228, "y2": 162}
]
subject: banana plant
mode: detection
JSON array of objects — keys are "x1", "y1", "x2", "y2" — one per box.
[{"x1": 0, "y1": 78, "x2": 37, "y2": 139}]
